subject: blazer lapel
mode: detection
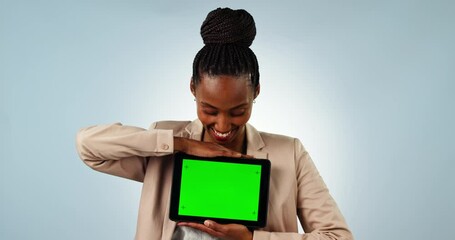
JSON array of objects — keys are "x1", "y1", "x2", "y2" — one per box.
[
  {"x1": 184, "y1": 119, "x2": 204, "y2": 141},
  {"x1": 246, "y1": 123, "x2": 269, "y2": 159}
]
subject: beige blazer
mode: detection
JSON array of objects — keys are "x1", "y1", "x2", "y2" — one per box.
[{"x1": 76, "y1": 120, "x2": 353, "y2": 240}]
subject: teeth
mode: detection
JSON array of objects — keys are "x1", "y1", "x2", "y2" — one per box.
[{"x1": 213, "y1": 129, "x2": 231, "y2": 138}]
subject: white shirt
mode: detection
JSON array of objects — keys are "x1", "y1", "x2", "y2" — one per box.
[{"x1": 171, "y1": 226, "x2": 220, "y2": 240}]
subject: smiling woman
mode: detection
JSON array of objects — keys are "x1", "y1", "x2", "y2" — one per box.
[
  {"x1": 192, "y1": 73, "x2": 258, "y2": 153},
  {"x1": 76, "y1": 7, "x2": 353, "y2": 240}
]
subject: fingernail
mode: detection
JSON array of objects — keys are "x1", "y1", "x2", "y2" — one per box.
[{"x1": 204, "y1": 220, "x2": 212, "y2": 227}]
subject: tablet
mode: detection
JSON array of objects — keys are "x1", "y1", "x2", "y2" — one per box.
[{"x1": 169, "y1": 152, "x2": 271, "y2": 228}]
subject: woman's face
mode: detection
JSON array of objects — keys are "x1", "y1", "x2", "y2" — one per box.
[{"x1": 191, "y1": 73, "x2": 259, "y2": 151}]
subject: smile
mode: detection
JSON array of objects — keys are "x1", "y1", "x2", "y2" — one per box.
[
  {"x1": 212, "y1": 129, "x2": 232, "y2": 138},
  {"x1": 210, "y1": 127, "x2": 236, "y2": 142}
]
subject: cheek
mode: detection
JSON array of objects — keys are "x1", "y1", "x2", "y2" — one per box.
[
  {"x1": 232, "y1": 112, "x2": 252, "y2": 126},
  {"x1": 196, "y1": 108, "x2": 212, "y2": 125}
]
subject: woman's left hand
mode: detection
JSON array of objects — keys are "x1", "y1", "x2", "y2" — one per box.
[{"x1": 178, "y1": 220, "x2": 253, "y2": 240}]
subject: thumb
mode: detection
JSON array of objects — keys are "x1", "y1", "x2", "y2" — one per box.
[{"x1": 204, "y1": 220, "x2": 222, "y2": 231}]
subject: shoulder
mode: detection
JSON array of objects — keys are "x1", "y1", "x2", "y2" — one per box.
[
  {"x1": 256, "y1": 129, "x2": 307, "y2": 155},
  {"x1": 258, "y1": 128, "x2": 301, "y2": 147},
  {"x1": 246, "y1": 123, "x2": 305, "y2": 152},
  {"x1": 259, "y1": 131, "x2": 296, "y2": 144}
]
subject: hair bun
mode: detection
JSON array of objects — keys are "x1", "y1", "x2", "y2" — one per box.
[{"x1": 201, "y1": 8, "x2": 256, "y2": 47}]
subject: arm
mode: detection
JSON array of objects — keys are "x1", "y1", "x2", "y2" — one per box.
[
  {"x1": 76, "y1": 122, "x2": 246, "y2": 182},
  {"x1": 75, "y1": 122, "x2": 174, "y2": 182},
  {"x1": 252, "y1": 139, "x2": 353, "y2": 240}
]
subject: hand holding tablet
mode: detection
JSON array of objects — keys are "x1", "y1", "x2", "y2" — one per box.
[{"x1": 170, "y1": 152, "x2": 271, "y2": 228}]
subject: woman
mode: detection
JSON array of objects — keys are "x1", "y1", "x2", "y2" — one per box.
[{"x1": 76, "y1": 8, "x2": 353, "y2": 240}]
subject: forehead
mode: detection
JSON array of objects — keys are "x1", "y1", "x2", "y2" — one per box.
[{"x1": 195, "y1": 74, "x2": 254, "y2": 108}]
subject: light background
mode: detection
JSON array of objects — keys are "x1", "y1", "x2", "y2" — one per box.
[{"x1": 1, "y1": 0, "x2": 454, "y2": 239}]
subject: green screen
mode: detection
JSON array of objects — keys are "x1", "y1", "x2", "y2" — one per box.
[{"x1": 178, "y1": 159, "x2": 262, "y2": 221}]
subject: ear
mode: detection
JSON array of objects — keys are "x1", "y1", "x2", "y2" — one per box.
[
  {"x1": 254, "y1": 84, "x2": 260, "y2": 99},
  {"x1": 190, "y1": 78, "x2": 196, "y2": 97}
]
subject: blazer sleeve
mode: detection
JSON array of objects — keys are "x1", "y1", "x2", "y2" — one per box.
[
  {"x1": 75, "y1": 122, "x2": 174, "y2": 182},
  {"x1": 253, "y1": 139, "x2": 353, "y2": 240}
]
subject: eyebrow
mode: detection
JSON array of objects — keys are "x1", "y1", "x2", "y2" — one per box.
[{"x1": 201, "y1": 101, "x2": 249, "y2": 110}]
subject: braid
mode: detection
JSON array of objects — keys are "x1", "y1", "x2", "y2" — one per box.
[{"x1": 192, "y1": 8, "x2": 260, "y2": 88}]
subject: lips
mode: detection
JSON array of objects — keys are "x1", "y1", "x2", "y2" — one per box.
[{"x1": 210, "y1": 127, "x2": 236, "y2": 142}]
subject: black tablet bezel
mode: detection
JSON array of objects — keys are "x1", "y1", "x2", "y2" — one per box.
[{"x1": 169, "y1": 152, "x2": 271, "y2": 228}]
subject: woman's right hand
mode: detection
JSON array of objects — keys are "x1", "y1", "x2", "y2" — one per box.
[{"x1": 174, "y1": 137, "x2": 248, "y2": 158}]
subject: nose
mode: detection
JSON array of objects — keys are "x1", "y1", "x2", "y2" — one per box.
[{"x1": 214, "y1": 113, "x2": 231, "y2": 133}]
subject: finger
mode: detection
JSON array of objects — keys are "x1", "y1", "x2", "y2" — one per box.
[
  {"x1": 204, "y1": 220, "x2": 225, "y2": 232},
  {"x1": 178, "y1": 222, "x2": 208, "y2": 230},
  {"x1": 230, "y1": 151, "x2": 243, "y2": 158},
  {"x1": 217, "y1": 150, "x2": 242, "y2": 158},
  {"x1": 228, "y1": 151, "x2": 243, "y2": 158},
  {"x1": 179, "y1": 222, "x2": 223, "y2": 237}
]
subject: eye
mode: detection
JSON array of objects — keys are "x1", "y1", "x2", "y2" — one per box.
[
  {"x1": 203, "y1": 110, "x2": 218, "y2": 116},
  {"x1": 231, "y1": 109, "x2": 246, "y2": 117}
]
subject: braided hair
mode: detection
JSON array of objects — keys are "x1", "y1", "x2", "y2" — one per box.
[{"x1": 192, "y1": 8, "x2": 260, "y2": 89}]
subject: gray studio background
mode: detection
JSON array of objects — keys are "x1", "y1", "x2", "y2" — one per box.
[{"x1": 1, "y1": 0, "x2": 454, "y2": 239}]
